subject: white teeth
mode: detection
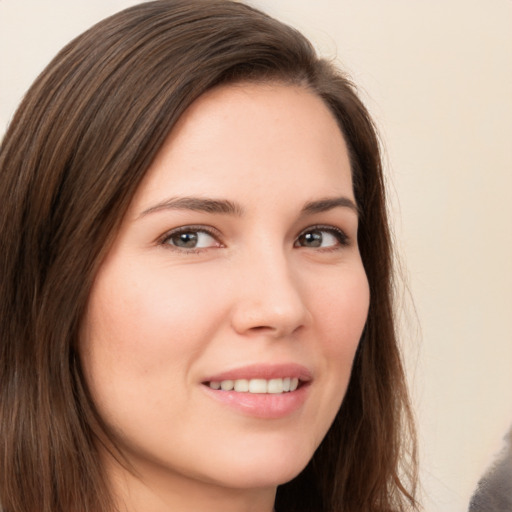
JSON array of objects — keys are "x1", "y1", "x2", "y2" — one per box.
[
  {"x1": 208, "y1": 377, "x2": 301, "y2": 394},
  {"x1": 267, "y1": 378, "x2": 283, "y2": 394},
  {"x1": 249, "y1": 379, "x2": 267, "y2": 393},
  {"x1": 234, "y1": 379, "x2": 249, "y2": 392},
  {"x1": 220, "y1": 380, "x2": 234, "y2": 391}
]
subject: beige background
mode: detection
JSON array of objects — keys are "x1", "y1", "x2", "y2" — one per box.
[{"x1": 1, "y1": 1, "x2": 511, "y2": 511}]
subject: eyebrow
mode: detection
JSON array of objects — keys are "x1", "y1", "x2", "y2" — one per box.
[
  {"x1": 301, "y1": 197, "x2": 359, "y2": 216},
  {"x1": 139, "y1": 195, "x2": 358, "y2": 218},
  {"x1": 139, "y1": 197, "x2": 244, "y2": 217}
]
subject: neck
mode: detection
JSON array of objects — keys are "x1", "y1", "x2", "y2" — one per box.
[{"x1": 104, "y1": 454, "x2": 277, "y2": 512}]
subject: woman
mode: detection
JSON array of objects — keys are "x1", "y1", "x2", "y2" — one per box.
[{"x1": 0, "y1": 1, "x2": 418, "y2": 511}]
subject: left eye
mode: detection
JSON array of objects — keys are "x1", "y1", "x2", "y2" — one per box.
[
  {"x1": 295, "y1": 228, "x2": 347, "y2": 249},
  {"x1": 162, "y1": 229, "x2": 219, "y2": 250}
]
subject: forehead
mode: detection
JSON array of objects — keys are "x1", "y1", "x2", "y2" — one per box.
[{"x1": 130, "y1": 82, "x2": 353, "y2": 213}]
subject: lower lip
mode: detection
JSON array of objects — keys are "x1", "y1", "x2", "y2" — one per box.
[{"x1": 202, "y1": 384, "x2": 310, "y2": 419}]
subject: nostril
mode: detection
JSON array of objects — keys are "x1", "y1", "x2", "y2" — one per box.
[
  {"x1": 247, "y1": 324, "x2": 304, "y2": 337},
  {"x1": 230, "y1": 292, "x2": 310, "y2": 337}
]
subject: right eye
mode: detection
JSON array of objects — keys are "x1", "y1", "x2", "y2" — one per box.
[{"x1": 161, "y1": 227, "x2": 221, "y2": 251}]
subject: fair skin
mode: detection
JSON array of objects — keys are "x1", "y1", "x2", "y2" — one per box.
[{"x1": 80, "y1": 82, "x2": 370, "y2": 512}]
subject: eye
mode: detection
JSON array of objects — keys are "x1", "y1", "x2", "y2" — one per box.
[
  {"x1": 161, "y1": 227, "x2": 221, "y2": 251},
  {"x1": 295, "y1": 226, "x2": 349, "y2": 249}
]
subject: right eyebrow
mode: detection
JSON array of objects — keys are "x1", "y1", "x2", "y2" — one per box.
[{"x1": 138, "y1": 196, "x2": 245, "y2": 218}]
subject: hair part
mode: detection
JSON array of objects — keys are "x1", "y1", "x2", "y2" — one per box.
[{"x1": 0, "y1": 1, "x2": 417, "y2": 511}]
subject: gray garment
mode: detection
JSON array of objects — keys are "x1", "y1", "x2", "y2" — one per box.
[{"x1": 468, "y1": 427, "x2": 512, "y2": 512}]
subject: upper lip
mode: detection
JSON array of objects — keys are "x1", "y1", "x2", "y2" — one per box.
[{"x1": 202, "y1": 363, "x2": 313, "y2": 383}]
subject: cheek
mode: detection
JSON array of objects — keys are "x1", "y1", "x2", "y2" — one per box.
[
  {"x1": 79, "y1": 259, "x2": 241, "y2": 437},
  {"x1": 308, "y1": 266, "x2": 369, "y2": 423},
  {"x1": 78, "y1": 260, "x2": 228, "y2": 446},
  {"x1": 316, "y1": 266, "x2": 370, "y2": 353},
  {"x1": 82, "y1": 260, "x2": 220, "y2": 371}
]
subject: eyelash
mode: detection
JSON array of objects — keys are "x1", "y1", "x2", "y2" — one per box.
[
  {"x1": 158, "y1": 224, "x2": 350, "y2": 253},
  {"x1": 295, "y1": 225, "x2": 350, "y2": 251},
  {"x1": 158, "y1": 225, "x2": 221, "y2": 254}
]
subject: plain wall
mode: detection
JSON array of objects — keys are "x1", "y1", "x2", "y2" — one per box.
[{"x1": 1, "y1": 1, "x2": 511, "y2": 511}]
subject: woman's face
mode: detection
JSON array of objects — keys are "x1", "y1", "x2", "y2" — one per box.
[{"x1": 81, "y1": 83, "x2": 369, "y2": 501}]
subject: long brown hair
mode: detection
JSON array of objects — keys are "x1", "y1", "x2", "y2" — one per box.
[{"x1": 0, "y1": 1, "x2": 417, "y2": 511}]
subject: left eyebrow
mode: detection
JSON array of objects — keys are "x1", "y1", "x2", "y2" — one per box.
[{"x1": 301, "y1": 197, "x2": 359, "y2": 216}]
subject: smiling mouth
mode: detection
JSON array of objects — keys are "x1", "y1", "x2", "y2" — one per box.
[{"x1": 205, "y1": 377, "x2": 301, "y2": 394}]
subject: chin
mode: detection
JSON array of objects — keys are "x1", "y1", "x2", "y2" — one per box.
[
  {"x1": 210, "y1": 463, "x2": 306, "y2": 491},
  {"x1": 201, "y1": 437, "x2": 315, "y2": 490}
]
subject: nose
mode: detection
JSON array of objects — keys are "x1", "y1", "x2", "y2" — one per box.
[{"x1": 230, "y1": 250, "x2": 311, "y2": 338}]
